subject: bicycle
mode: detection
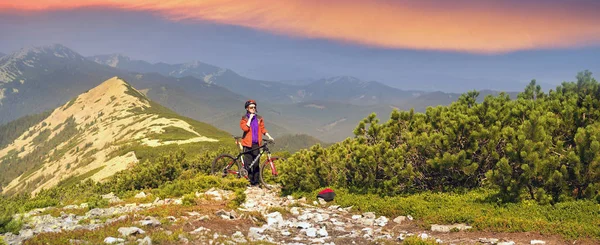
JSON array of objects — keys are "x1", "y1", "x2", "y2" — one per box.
[{"x1": 211, "y1": 136, "x2": 285, "y2": 189}]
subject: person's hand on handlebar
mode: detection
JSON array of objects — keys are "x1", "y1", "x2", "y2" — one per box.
[{"x1": 265, "y1": 133, "x2": 274, "y2": 142}]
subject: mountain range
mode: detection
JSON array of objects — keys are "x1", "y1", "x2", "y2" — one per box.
[{"x1": 0, "y1": 44, "x2": 518, "y2": 142}]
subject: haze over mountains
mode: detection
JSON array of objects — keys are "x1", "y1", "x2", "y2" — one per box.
[{"x1": 1, "y1": 44, "x2": 519, "y2": 142}]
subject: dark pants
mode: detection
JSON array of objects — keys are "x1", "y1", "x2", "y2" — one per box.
[{"x1": 243, "y1": 143, "x2": 260, "y2": 185}]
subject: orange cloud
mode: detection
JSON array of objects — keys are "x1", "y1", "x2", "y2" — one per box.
[{"x1": 2, "y1": 0, "x2": 600, "y2": 53}]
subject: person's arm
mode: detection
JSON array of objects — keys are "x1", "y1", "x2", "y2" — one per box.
[
  {"x1": 240, "y1": 116, "x2": 250, "y2": 132},
  {"x1": 260, "y1": 118, "x2": 274, "y2": 140}
]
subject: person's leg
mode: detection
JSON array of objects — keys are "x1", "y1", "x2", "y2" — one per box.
[
  {"x1": 248, "y1": 143, "x2": 260, "y2": 185},
  {"x1": 243, "y1": 146, "x2": 253, "y2": 175}
]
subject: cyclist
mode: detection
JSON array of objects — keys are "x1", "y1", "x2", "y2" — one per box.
[{"x1": 240, "y1": 99, "x2": 274, "y2": 186}]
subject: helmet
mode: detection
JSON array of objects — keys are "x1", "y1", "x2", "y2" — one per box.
[{"x1": 244, "y1": 99, "x2": 257, "y2": 109}]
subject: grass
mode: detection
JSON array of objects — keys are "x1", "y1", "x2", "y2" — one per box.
[
  {"x1": 56, "y1": 166, "x2": 105, "y2": 188},
  {"x1": 147, "y1": 126, "x2": 198, "y2": 142},
  {"x1": 293, "y1": 188, "x2": 600, "y2": 241}
]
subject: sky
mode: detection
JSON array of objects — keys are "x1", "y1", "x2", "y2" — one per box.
[{"x1": 1, "y1": 0, "x2": 600, "y2": 92}]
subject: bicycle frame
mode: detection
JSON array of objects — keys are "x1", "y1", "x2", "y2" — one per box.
[{"x1": 226, "y1": 138, "x2": 278, "y2": 177}]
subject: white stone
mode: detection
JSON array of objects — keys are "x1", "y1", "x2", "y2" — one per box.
[
  {"x1": 134, "y1": 192, "x2": 147, "y2": 198},
  {"x1": 118, "y1": 227, "x2": 145, "y2": 237},
  {"x1": 318, "y1": 227, "x2": 328, "y2": 237},
  {"x1": 137, "y1": 236, "x2": 152, "y2": 245},
  {"x1": 306, "y1": 228, "x2": 317, "y2": 237},
  {"x1": 375, "y1": 216, "x2": 388, "y2": 226},
  {"x1": 104, "y1": 237, "x2": 125, "y2": 244},
  {"x1": 530, "y1": 240, "x2": 546, "y2": 245},
  {"x1": 231, "y1": 231, "x2": 247, "y2": 243}
]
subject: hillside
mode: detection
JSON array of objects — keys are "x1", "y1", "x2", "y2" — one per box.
[
  {"x1": 0, "y1": 77, "x2": 230, "y2": 195},
  {"x1": 271, "y1": 134, "x2": 329, "y2": 153}
]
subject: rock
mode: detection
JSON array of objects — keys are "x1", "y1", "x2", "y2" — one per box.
[
  {"x1": 498, "y1": 242, "x2": 515, "y2": 245},
  {"x1": 215, "y1": 209, "x2": 237, "y2": 220},
  {"x1": 248, "y1": 227, "x2": 266, "y2": 241},
  {"x1": 101, "y1": 192, "x2": 122, "y2": 204},
  {"x1": 20, "y1": 229, "x2": 34, "y2": 240},
  {"x1": 281, "y1": 230, "x2": 292, "y2": 236},
  {"x1": 318, "y1": 227, "x2": 328, "y2": 237},
  {"x1": 430, "y1": 223, "x2": 472, "y2": 232},
  {"x1": 118, "y1": 227, "x2": 145, "y2": 237},
  {"x1": 362, "y1": 228, "x2": 373, "y2": 237},
  {"x1": 351, "y1": 215, "x2": 361, "y2": 220},
  {"x1": 393, "y1": 216, "x2": 406, "y2": 224},
  {"x1": 178, "y1": 234, "x2": 189, "y2": 244},
  {"x1": 231, "y1": 231, "x2": 247, "y2": 243},
  {"x1": 407, "y1": 215, "x2": 414, "y2": 220},
  {"x1": 359, "y1": 218, "x2": 374, "y2": 226},
  {"x1": 138, "y1": 217, "x2": 161, "y2": 227},
  {"x1": 266, "y1": 212, "x2": 284, "y2": 228},
  {"x1": 135, "y1": 192, "x2": 147, "y2": 199},
  {"x1": 436, "y1": 238, "x2": 443, "y2": 243},
  {"x1": 186, "y1": 211, "x2": 201, "y2": 216},
  {"x1": 166, "y1": 216, "x2": 177, "y2": 222},
  {"x1": 290, "y1": 207, "x2": 301, "y2": 215},
  {"x1": 295, "y1": 222, "x2": 311, "y2": 229},
  {"x1": 205, "y1": 189, "x2": 223, "y2": 201},
  {"x1": 137, "y1": 236, "x2": 152, "y2": 245},
  {"x1": 104, "y1": 237, "x2": 125, "y2": 244},
  {"x1": 318, "y1": 198, "x2": 327, "y2": 205},
  {"x1": 305, "y1": 228, "x2": 317, "y2": 237},
  {"x1": 197, "y1": 215, "x2": 210, "y2": 221},
  {"x1": 190, "y1": 227, "x2": 210, "y2": 234},
  {"x1": 419, "y1": 233, "x2": 429, "y2": 239},
  {"x1": 315, "y1": 213, "x2": 330, "y2": 222},
  {"x1": 63, "y1": 205, "x2": 79, "y2": 210},
  {"x1": 80, "y1": 203, "x2": 89, "y2": 209},
  {"x1": 479, "y1": 238, "x2": 500, "y2": 244},
  {"x1": 374, "y1": 216, "x2": 388, "y2": 226},
  {"x1": 531, "y1": 240, "x2": 546, "y2": 245},
  {"x1": 69, "y1": 239, "x2": 88, "y2": 244},
  {"x1": 363, "y1": 212, "x2": 376, "y2": 219}
]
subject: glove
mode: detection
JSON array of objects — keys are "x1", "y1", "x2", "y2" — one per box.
[
  {"x1": 246, "y1": 114, "x2": 254, "y2": 127},
  {"x1": 266, "y1": 133, "x2": 274, "y2": 141}
]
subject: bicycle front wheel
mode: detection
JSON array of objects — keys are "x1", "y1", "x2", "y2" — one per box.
[
  {"x1": 260, "y1": 157, "x2": 285, "y2": 189},
  {"x1": 212, "y1": 154, "x2": 241, "y2": 178}
]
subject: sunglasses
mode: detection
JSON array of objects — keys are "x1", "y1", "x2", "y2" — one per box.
[{"x1": 248, "y1": 106, "x2": 256, "y2": 109}]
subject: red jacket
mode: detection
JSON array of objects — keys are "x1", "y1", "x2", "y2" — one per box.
[{"x1": 240, "y1": 114, "x2": 267, "y2": 147}]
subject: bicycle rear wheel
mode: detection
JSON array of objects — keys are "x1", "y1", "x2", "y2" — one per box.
[
  {"x1": 212, "y1": 154, "x2": 241, "y2": 178},
  {"x1": 260, "y1": 157, "x2": 285, "y2": 189}
]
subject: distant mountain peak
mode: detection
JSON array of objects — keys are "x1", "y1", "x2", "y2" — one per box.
[
  {"x1": 0, "y1": 44, "x2": 86, "y2": 83},
  {"x1": 11, "y1": 44, "x2": 83, "y2": 60},
  {"x1": 324, "y1": 76, "x2": 362, "y2": 85}
]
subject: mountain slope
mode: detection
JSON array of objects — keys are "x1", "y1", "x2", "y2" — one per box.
[
  {"x1": 0, "y1": 52, "x2": 5, "y2": 58},
  {"x1": 0, "y1": 77, "x2": 230, "y2": 195}
]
